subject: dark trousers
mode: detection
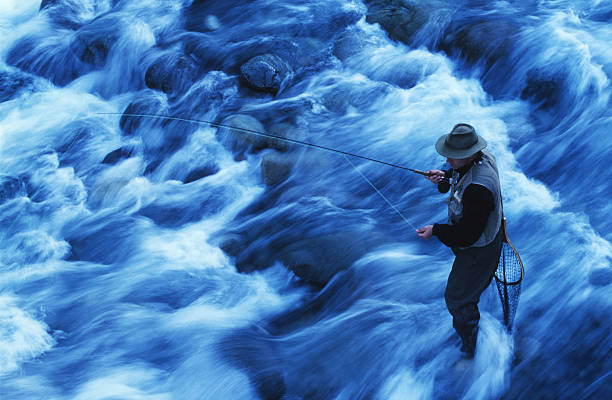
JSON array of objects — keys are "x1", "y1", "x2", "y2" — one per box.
[{"x1": 445, "y1": 229, "x2": 503, "y2": 356}]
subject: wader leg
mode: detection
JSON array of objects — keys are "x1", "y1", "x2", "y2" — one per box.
[{"x1": 445, "y1": 230, "x2": 502, "y2": 357}]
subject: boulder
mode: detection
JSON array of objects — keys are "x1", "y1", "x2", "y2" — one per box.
[
  {"x1": 520, "y1": 68, "x2": 562, "y2": 109},
  {"x1": 145, "y1": 52, "x2": 201, "y2": 97},
  {"x1": 589, "y1": 268, "x2": 612, "y2": 287},
  {"x1": 183, "y1": 163, "x2": 219, "y2": 183},
  {"x1": 441, "y1": 18, "x2": 519, "y2": 67},
  {"x1": 215, "y1": 114, "x2": 267, "y2": 157},
  {"x1": 119, "y1": 90, "x2": 168, "y2": 135},
  {"x1": 70, "y1": 14, "x2": 124, "y2": 67},
  {"x1": 279, "y1": 231, "x2": 386, "y2": 285},
  {"x1": 364, "y1": 0, "x2": 430, "y2": 44},
  {"x1": 101, "y1": 146, "x2": 136, "y2": 165},
  {"x1": 261, "y1": 151, "x2": 293, "y2": 186},
  {"x1": 240, "y1": 54, "x2": 293, "y2": 94},
  {"x1": 266, "y1": 123, "x2": 304, "y2": 152}
]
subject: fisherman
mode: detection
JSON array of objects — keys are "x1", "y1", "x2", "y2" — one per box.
[{"x1": 416, "y1": 123, "x2": 503, "y2": 358}]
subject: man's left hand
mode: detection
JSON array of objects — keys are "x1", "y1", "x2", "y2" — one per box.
[{"x1": 416, "y1": 225, "x2": 434, "y2": 239}]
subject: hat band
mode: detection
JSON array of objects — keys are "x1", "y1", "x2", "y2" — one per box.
[{"x1": 445, "y1": 134, "x2": 478, "y2": 150}]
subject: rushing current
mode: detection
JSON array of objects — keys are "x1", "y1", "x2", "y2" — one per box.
[{"x1": 1, "y1": 0, "x2": 610, "y2": 399}]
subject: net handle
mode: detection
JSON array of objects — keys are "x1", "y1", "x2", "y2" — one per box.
[{"x1": 500, "y1": 217, "x2": 525, "y2": 285}]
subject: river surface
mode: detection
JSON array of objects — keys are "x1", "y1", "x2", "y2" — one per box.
[{"x1": 0, "y1": 1, "x2": 610, "y2": 399}]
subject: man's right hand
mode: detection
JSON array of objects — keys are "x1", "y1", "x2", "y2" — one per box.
[{"x1": 425, "y1": 169, "x2": 445, "y2": 184}]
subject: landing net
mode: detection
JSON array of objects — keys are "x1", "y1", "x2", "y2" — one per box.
[{"x1": 494, "y1": 218, "x2": 524, "y2": 331}]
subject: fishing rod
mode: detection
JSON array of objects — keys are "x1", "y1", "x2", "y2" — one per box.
[
  {"x1": 97, "y1": 112, "x2": 449, "y2": 181},
  {"x1": 96, "y1": 112, "x2": 450, "y2": 229}
]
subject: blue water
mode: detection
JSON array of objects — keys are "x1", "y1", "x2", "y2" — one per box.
[{"x1": 1, "y1": 0, "x2": 610, "y2": 399}]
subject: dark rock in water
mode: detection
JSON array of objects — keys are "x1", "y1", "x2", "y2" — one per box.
[
  {"x1": 102, "y1": 146, "x2": 136, "y2": 165},
  {"x1": 120, "y1": 90, "x2": 168, "y2": 135},
  {"x1": 183, "y1": 163, "x2": 220, "y2": 183},
  {"x1": 240, "y1": 54, "x2": 293, "y2": 94},
  {"x1": 0, "y1": 70, "x2": 35, "y2": 103},
  {"x1": 364, "y1": 0, "x2": 430, "y2": 44},
  {"x1": 279, "y1": 231, "x2": 386, "y2": 285},
  {"x1": 70, "y1": 14, "x2": 124, "y2": 67},
  {"x1": 215, "y1": 114, "x2": 267, "y2": 157},
  {"x1": 266, "y1": 123, "x2": 304, "y2": 152},
  {"x1": 440, "y1": 18, "x2": 519, "y2": 68},
  {"x1": 0, "y1": 175, "x2": 26, "y2": 204},
  {"x1": 145, "y1": 52, "x2": 201, "y2": 97},
  {"x1": 261, "y1": 151, "x2": 293, "y2": 186},
  {"x1": 219, "y1": 233, "x2": 247, "y2": 259},
  {"x1": 520, "y1": 68, "x2": 562, "y2": 109},
  {"x1": 589, "y1": 268, "x2": 612, "y2": 287}
]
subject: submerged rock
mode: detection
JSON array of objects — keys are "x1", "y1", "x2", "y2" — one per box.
[
  {"x1": 240, "y1": 54, "x2": 293, "y2": 94},
  {"x1": 101, "y1": 146, "x2": 136, "y2": 165},
  {"x1": 440, "y1": 18, "x2": 519, "y2": 67},
  {"x1": 183, "y1": 163, "x2": 219, "y2": 183},
  {"x1": 215, "y1": 114, "x2": 267, "y2": 158},
  {"x1": 70, "y1": 14, "x2": 124, "y2": 67},
  {"x1": 520, "y1": 68, "x2": 562, "y2": 109},
  {"x1": 279, "y1": 231, "x2": 387, "y2": 285},
  {"x1": 261, "y1": 151, "x2": 293, "y2": 186},
  {"x1": 364, "y1": 0, "x2": 430, "y2": 44},
  {"x1": 145, "y1": 52, "x2": 201, "y2": 97},
  {"x1": 120, "y1": 90, "x2": 168, "y2": 135}
]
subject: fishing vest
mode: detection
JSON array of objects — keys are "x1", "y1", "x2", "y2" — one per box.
[{"x1": 447, "y1": 149, "x2": 502, "y2": 248}]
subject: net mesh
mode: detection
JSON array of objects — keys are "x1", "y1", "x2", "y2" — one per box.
[{"x1": 494, "y1": 237, "x2": 524, "y2": 331}]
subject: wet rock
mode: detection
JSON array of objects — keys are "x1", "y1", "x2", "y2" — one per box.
[
  {"x1": 102, "y1": 146, "x2": 136, "y2": 165},
  {"x1": 441, "y1": 18, "x2": 519, "y2": 67},
  {"x1": 120, "y1": 90, "x2": 168, "y2": 135},
  {"x1": 145, "y1": 52, "x2": 201, "y2": 97},
  {"x1": 266, "y1": 123, "x2": 303, "y2": 152},
  {"x1": 279, "y1": 232, "x2": 386, "y2": 285},
  {"x1": 261, "y1": 151, "x2": 293, "y2": 186},
  {"x1": 183, "y1": 163, "x2": 220, "y2": 183},
  {"x1": 364, "y1": 0, "x2": 430, "y2": 44},
  {"x1": 0, "y1": 70, "x2": 35, "y2": 103},
  {"x1": 520, "y1": 68, "x2": 562, "y2": 109},
  {"x1": 589, "y1": 268, "x2": 612, "y2": 287},
  {"x1": 0, "y1": 175, "x2": 26, "y2": 204},
  {"x1": 70, "y1": 14, "x2": 124, "y2": 67},
  {"x1": 240, "y1": 54, "x2": 293, "y2": 94},
  {"x1": 215, "y1": 114, "x2": 267, "y2": 157}
]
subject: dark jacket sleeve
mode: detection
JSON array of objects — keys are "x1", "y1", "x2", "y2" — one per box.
[{"x1": 433, "y1": 184, "x2": 494, "y2": 248}]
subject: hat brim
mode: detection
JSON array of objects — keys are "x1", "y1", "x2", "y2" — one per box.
[{"x1": 435, "y1": 134, "x2": 487, "y2": 159}]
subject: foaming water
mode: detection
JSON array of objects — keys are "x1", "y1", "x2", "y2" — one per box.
[{"x1": 1, "y1": 0, "x2": 611, "y2": 399}]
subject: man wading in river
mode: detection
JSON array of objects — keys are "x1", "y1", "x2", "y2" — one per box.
[{"x1": 416, "y1": 123, "x2": 503, "y2": 359}]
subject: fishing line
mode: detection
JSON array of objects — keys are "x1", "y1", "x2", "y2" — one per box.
[
  {"x1": 342, "y1": 154, "x2": 417, "y2": 229},
  {"x1": 97, "y1": 112, "x2": 445, "y2": 177},
  {"x1": 96, "y1": 112, "x2": 439, "y2": 227}
]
